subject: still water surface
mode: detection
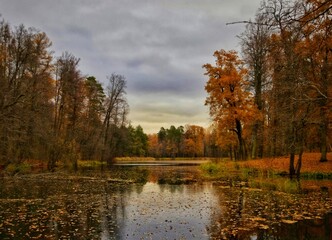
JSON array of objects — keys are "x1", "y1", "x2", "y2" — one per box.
[
  {"x1": 104, "y1": 182, "x2": 216, "y2": 239},
  {"x1": 0, "y1": 165, "x2": 331, "y2": 239}
]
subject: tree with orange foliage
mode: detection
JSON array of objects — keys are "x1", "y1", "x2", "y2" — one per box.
[
  {"x1": 262, "y1": 0, "x2": 331, "y2": 175},
  {"x1": 147, "y1": 134, "x2": 160, "y2": 157},
  {"x1": 300, "y1": 0, "x2": 332, "y2": 162},
  {"x1": 204, "y1": 124, "x2": 224, "y2": 158},
  {"x1": 203, "y1": 50, "x2": 260, "y2": 160},
  {"x1": 183, "y1": 125, "x2": 205, "y2": 157}
]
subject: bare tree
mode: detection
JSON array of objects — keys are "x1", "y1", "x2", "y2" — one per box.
[
  {"x1": 50, "y1": 52, "x2": 83, "y2": 171},
  {"x1": 100, "y1": 73, "x2": 128, "y2": 166},
  {"x1": 241, "y1": 13, "x2": 271, "y2": 159},
  {"x1": 0, "y1": 20, "x2": 53, "y2": 165}
]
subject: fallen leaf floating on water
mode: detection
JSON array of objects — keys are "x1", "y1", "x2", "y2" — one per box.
[{"x1": 281, "y1": 219, "x2": 298, "y2": 224}]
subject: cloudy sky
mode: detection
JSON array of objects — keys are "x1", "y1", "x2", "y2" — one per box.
[{"x1": 1, "y1": 0, "x2": 262, "y2": 133}]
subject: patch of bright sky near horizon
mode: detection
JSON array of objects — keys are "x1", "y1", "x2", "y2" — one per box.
[{"x1": 0, "y1": 0, "x2": 262, "y2": 134}]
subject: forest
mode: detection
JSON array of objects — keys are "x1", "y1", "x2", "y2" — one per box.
[
  {"x1": 0, "y1": 18, "x2": 135, "y2": 170},
  {"x1": 0, "y1": 0, "x2": 331, "y2": 177},
  {"x1": 0, "y1": 17, "x2": 213, "y2": 169},
  {"x1": 202, "y1": 0, "x2": 332, "y2": 177}
]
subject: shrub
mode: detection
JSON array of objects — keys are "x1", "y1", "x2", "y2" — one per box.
[
  {"x1": 200, "y1": 162, "x2": 222, "y2": 175},
  {"x1": 5, "y1": 163, "x2": 31, "y2": 175}
]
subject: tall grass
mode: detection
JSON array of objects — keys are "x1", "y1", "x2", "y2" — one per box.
[
  {"x1": 200, "y1": 161, "x2": 240, "y2": 179},
  {"x1": 248, "y1": 178, "x2": 301, "y2": 193},
  {"x1": 5, "y1": 163, "x2": 32, "y2": 175}
]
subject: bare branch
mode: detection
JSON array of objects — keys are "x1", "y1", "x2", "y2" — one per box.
[{"x1": 226, "y1": 20, "x2": 252, "y2": 25}]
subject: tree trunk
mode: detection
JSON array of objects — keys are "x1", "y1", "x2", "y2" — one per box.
[
  {"x1": 229, "y1": 146, "x2": 233, "y2": 161},
  {"x1": 252, "y1": 122, "x2": 264, "y2": 159},
  {"x1": 48, "y1": 149, "x2": 58, "y2": 171},
  {"x1": 235, "y1": 119, "x2": 246, "y2": 160},
  {"x1": 289, "y1": 150, "x2": 296, "y2": 178},
  {"x1": 319, "y1": 112, "x2": 328, "y2": 162},
  {"x1": 319, "y1": 47, "x2": 329, "y2": 162},
  {"x1": 295, "y1": 151, "x2": 302, "y2": 178},
  {"x1": 251, "y1": 124, "x2": 258, "y2": 159}
]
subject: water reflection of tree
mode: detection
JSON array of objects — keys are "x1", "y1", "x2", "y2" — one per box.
[
  {"x1": 148, "y1": 166, "x2": 200, "y2": 184},
  {"x1": 100, "y1": 183, "x2": 139, "y2": 239},
  {"x1": 208, "y1": 182, "x2": 332, "y2": 240},
  {"x1": 157, "y1": 183, "x2": 185, "y2": 194}
]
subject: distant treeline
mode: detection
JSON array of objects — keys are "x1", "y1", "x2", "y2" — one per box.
[{"x1": 147, "y1": 125, "x2": 224, "y2": 159}]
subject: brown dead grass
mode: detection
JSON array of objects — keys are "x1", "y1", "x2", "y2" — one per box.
[{"x1": 240, "y1": 152, "x2": 332, "y2": 173}]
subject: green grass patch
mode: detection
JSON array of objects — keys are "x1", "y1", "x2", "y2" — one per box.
[
  {"x1": 248, "y1": 178, "x2": 301, "y2": 193},
  {"x1": 115, "y1": 157, "x2": 156, "y2": 161},
  {"x1": 240, "y1": 167, "x2": 279, "y2": 179},
  {"x1": 301, "y1": 172, "x2": 332, "y2": 180},
  {"x1": 115, "y1": 157, "x2": 213, "y2": 162},
  {"x1": 200, "y1": 162, "x2": 222, "y2": 175},
  {"x1": 78, "y1": 160, "x2": 106, "y2": 168},
  {"x1": 199, "y1": 161, "x2": 238, "y2": 179},
  {"x1": 5, "y1": 163, "x2": 32, "y2": 175}
]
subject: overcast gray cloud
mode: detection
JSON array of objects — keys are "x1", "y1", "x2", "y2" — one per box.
[{"x1": 0, "y1": 0, "x2": 261, "y2": 133}]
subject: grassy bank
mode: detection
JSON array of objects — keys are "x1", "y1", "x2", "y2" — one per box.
[
  {"x1": 114, "y1": 157, "x2": 213, "y2": 162},
  {"x1": 200, "y1": 152, "x2": 332, "y2": 180},
  {"x1": 1, "y1": 153, "x2": 331, "y2": 178}
]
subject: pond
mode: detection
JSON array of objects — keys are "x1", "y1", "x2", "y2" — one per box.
[{"x1": 0, "y1": 164, "x2": 331, "y2": 239}]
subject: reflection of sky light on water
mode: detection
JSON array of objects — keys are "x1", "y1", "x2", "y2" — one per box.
[
  {"x1": 251, "y1": 234, "x2": 258, "y2": 240},
  {"x1": 108, "y1": 182, "x2": 218, "y2": 239},
  {"x1": 0, "y1": 167, "x2": 332, "y2": 239}
]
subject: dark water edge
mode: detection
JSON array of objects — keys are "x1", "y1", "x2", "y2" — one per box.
[{"x1": 0, "y1": 165, "x2": 331, "y2": 240}]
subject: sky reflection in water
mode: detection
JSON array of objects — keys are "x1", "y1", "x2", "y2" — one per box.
[
  {"x1": 107, "y1": 182, "x2": 217, "y2": 239},
  {"x1": 0, "y1": 166, "x2": 331, "y2": 239}
]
